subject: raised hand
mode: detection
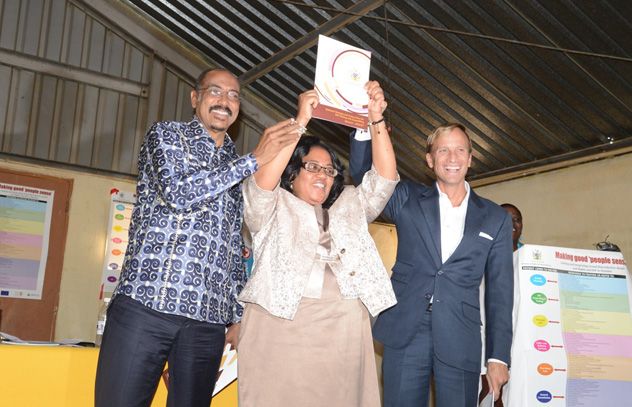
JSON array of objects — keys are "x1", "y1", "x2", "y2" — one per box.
[
  {"x1": 296, "y1": 89, "x2": 320, "y2": 127},
  {"x1": 363, "y1": 80, "x2": 397, "y2": 181},
  {"x1": 365, "y1": 81, "x2": 388, "y2": 123},
  {"x1": 252, "y1": 118, "x2": 302, "y2": 167}
]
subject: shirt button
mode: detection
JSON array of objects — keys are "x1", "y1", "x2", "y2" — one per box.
[
  {"x1": 340, "y1": 248, "x2": 346, "y2": 254},
  {"x1": 437, "y1": 270, "x2": 444, "y2": 275},
  {"x1": 425, "y1": 293, "x2": 432, "y2": 300},
  {"x1": 349, "y1": 271, "x2": 356, "y2": 276}
]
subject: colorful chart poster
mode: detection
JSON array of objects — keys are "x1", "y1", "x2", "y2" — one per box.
[
  {"x1": 508, "y1": 244, "x2": 632, "y2": 406},
  {"x1": 0, "y1": 182, "x2": 54, "y2": 299},
  {"x1": 100, "y1": 189, "x2": 135, "y2": 297},
  {"x1": 313, "y1": 35, "x2": 371, "y2": 129}
]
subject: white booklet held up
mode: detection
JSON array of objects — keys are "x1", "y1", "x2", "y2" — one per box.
[{"x1": 312, "y1": 35, "x2": 371, "y2": 129}]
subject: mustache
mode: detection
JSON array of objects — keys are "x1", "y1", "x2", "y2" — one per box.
[{"x1": 208, "y1": 105, "x2": 233, "y2": 117}]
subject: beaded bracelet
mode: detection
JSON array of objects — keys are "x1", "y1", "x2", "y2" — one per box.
[{"x1": 368, "y1": 118, "x2": 385, "y2": 126}]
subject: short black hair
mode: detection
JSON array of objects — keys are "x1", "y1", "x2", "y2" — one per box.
[
  {"x1": 501, "y1": 203, "x2": 522, "y2": 218},
  {"x1": 194, "y1": 68, "x2": 238, "y2": 91},
  {"x1": 280, "y1": 136, "x2": 345, "y2": 209}
]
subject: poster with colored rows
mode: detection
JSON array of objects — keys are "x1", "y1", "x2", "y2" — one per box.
[
  {"x1": 0, "y1": 182, "x2": 54, "y2": 299},
  {"x1": 508, "y1": 244, "x2": 632, "y2": 406},
  {"x1": 100, "y1": 190, "x2": 135, "y2": 297}
]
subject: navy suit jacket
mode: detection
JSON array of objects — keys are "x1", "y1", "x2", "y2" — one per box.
[{"x1": 350, "y1": 135, "x2": 513, "y2": 373}]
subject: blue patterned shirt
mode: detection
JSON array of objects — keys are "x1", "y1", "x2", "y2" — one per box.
[{"x1": 114, "y1": 117, "x2": 257, "y2": 324}]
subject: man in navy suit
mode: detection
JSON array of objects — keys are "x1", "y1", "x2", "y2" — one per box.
[{"x1": 351, "y1": 123, "x2": 513, "y2": 407}]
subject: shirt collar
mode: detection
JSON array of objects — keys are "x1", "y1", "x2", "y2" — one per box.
[
  {"x1": 190, "y1": 116, "x2": 234, "y2": 148},
  {"x1": 436, "y1": 181, "x2": 470, "y2": 208}
]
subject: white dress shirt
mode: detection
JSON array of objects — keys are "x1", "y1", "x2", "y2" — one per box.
[{"x1": 437, "y1": 182, "x2": 470, "y2": 263}]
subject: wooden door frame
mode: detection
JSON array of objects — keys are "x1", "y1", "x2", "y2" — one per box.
[{"x1": 0, "y1": 168, "x2": 72, "y2": 340}]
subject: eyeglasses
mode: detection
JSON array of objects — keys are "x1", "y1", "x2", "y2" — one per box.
[
  {"x1": 301, "y1": 161, "x2": 338, "y2": 177},
  {"x1": 197, "y1": 85, "x2": 241, "y2": 102}
]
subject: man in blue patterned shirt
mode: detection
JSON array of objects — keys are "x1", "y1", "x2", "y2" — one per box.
[{"x1": 95, "y1": 68, "x2": 302, "y2": 406}]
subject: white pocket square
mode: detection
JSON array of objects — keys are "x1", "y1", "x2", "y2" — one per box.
[{"x1": 479, "y1": 231, "x2": 493, "y2": 241}]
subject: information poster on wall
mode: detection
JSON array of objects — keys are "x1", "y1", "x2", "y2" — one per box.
[
  {"x1": 100, "y1": 189, "x2": 135, "y2": 297},
  {"x1": 0, "y1": 182, "x2": 54, "y2": 299},
  {"x1": 509, "y1": 244, "x2": 632, "y2": 406}
]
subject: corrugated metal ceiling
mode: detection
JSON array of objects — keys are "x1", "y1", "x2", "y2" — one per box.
[{"x1": 123, "y1": 0, "x2": 632, "y2": 184}]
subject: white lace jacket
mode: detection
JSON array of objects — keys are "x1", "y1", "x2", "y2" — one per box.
[{"x1": 239, "y1": 167, "x2": 399, "y2": 320}]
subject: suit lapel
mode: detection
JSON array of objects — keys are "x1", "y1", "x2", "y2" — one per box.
[
  {"x1": 415, "y1": 184, "x2": 442, "y2": 269},
  {"x1": 451, "y1": 191, "x2": 486, "y2": 259}
]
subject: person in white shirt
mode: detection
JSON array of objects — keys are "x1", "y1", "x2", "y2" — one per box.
[
  {"x1": 350, "y1": 123, "x2": 514, "y2": 407},
  {"x1": 480, "y1": 202, "x2": 524, "y2": 406}
]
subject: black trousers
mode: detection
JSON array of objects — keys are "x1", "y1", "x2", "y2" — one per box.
[{"x1": 95, "y1": 295, "x2": 225, "y2": 407}]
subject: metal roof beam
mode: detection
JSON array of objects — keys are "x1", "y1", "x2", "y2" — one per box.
[
  {"x1": 239, "y1": 0, "x2": 385, "y2": 85},
  {"x1": 0, "y1": 48, "x2": 147, "y2": 97}
]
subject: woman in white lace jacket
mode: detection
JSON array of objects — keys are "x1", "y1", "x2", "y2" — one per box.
[{"x1": 237, "y1": 82, "x2": 399, "y2": 407}]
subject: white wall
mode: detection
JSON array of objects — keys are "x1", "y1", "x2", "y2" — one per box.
[{"x1": 474, "y1": 153, "x2": 632, "y2": 260}]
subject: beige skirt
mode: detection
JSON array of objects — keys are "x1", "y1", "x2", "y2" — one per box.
[{"x1": 238, "y1": 269, "x2": 380, "y2": 407}]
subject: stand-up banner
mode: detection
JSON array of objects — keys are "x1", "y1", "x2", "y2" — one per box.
[
  {"x1": 509, "y1": 244, "x2": 632, "y2": 406},
  {"x1": 100, "y1": 189, "x2": 135, "y2": 297}
]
